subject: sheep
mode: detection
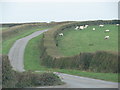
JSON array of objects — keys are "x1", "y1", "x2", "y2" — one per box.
[
  {"x1": 59, "y1": 33, "x2": 63, "y2": 36},
  {"x1": 84, "y1": 25, "x2": 88, "y2": 28},
  {"x1": 116, "y1": 24, "x2": 119, "y2": 26},
  {"x1": 104, "y1": 36, "x2": 110, "y2": 39},
  {"x1": 93, "y1": 28, "x2": 95, "y2": 30},
  {"x1": 104, "y1": 29, "x2": 110, "y2": 32},
  {"x1": 99, "y1": 24, "x2": 104, "y2": 27},
  {"x1": 79, "y1": 26, "x2": 84, "y2": 30},
  {"x1": 75, "y1": 26, "x2": 79, "y2": 30}
]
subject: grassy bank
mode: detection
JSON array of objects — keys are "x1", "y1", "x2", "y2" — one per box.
[
  {"x1": 0, "y1": 27, "x2": 9, "y2": 31},
  {"x1": 1, "y1": 27, "x2": 48, "y2": 54},
  {"x1": 24, "y1": 34, "x2": 118, "y2": 82}
]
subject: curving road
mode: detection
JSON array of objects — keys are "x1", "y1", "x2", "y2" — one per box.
[
  {"x1": 8, "y1": 29, "x2": 118, "y2": 88},
  {"x1": 8, "y1": 29, "x2": 48, "y2": 72}
]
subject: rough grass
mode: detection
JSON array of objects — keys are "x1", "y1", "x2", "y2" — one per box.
[
  {"x1": 57, "y1": 25, "x2": 118, "y2": 56},
  {"x1": 24, "y1": 34, "x2": 47, "y2": 71},
  {"x1": 1, "y1": 27, "x2": 48, "y2": 54},
  {"x1": 0, "y1": 26, "x2": 9, "y2": 31},
  {"x1": 24, "y1": 34, "x2": 118, "y2": 82}
]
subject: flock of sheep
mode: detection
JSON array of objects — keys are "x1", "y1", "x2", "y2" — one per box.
[
  {"x1": 75, "y1": 24, "x2": 111, "y2": 39},
  {"x1": 59, "y1": 24, "x2": 119, "y2": 40}
]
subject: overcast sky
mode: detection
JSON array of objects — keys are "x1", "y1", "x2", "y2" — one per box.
[{"x1": 0, "y1": 0, "x2": 119, "y2": 23}]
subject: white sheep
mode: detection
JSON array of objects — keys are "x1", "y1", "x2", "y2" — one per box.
[
  {"x1": 79, "y1": 26, "x2": 84, "y2": 30},
  {"x1": 59, "y1": 33, "x2": 63, "y2": 36},
  {"x1": 116, "y1": 24, "x2": 119, "y2": 26},
  {"x1": 84, "y1": 25, "x2": 88, "y2": 28},
  {"x1": 75, "y1": 26, "x2": 79, "y2": 30},
  {"x1": 99, "y1": 24, "x2": 104, "y2": 27},
  {"x1": 104, "y1": 29, "x2": 110, "y2": 32},
  {"x1": 93, "y1": 28, "x2": 95, "y2": 30},
  {"x1": 104, "y1": 36, "x2": 110, "y2": 39}
]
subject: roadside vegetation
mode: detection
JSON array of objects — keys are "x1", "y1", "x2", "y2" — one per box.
[
  {"x1": 2, "y1": 55, "x2": 62, "y2": 88},
  {"x1": 24, "y1": 33, "x2": 118, "y2": 82}
]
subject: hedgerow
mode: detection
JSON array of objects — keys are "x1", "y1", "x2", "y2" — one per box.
[
  {"x1": 2, "y1": 55, "x2": 62, "y2": 88},
  {"x1": 40, "y1": 20, "x2": 119, "y2": 73}
]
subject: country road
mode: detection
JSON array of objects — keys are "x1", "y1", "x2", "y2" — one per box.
[
  {"x1": 8, "y1": 29, "x2": 118, "y2": 88},
  {"x1": 8, "y1": 29, "x2": 48, "y2": 72}
]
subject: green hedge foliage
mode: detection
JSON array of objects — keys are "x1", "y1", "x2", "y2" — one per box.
[{"x1": 2, "y1": 55, "x2": 62, "y2": 88}]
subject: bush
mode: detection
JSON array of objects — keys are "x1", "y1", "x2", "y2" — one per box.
[
  {"x1": 89, "y1": 51, "x2": 118, "y2": 73},
  {"x1": 2, "y1": 55, "x2": 17, "y2": 88},
  {"x1": 2, "y1": 55, "x2": 62, "y2": 88}
]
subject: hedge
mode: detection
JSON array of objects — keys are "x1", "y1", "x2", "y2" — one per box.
[
  {"x1": 40, "y1": 20, "x2": 119, "y2": 73},
  {"x1": 2, "y1": 55, "x2": 62, "y2": 88}
]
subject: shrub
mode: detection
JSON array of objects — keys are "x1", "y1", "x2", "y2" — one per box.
[
  {"x1": 2, "y1": 55, "x2": 62, "y2": 88},
  {"x1": 89, "y1": 51, "x2": 118, "y2": 73},
  {"x1": 2, "y1": 55, "x2": 17, "y2": 88}
]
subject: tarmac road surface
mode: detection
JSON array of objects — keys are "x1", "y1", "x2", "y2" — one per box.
[{"x1": 8, "y1": 29, "x2": 48, "y2": 72}]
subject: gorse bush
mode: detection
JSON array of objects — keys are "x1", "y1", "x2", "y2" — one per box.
[
  {"x1": 40, "y1": 20, "x2": 119, "y2": 73},
  {"x1": 15, "y1": 72, "x2": 62, "y2": 88},
  {"x1": 2, "y1": 55, "x2": 62, "y2": 88},
  {"x1": 89, "y1": 51, "x2": 119, "y2": 73},
  {"x1": 2, "y1": 55, "x2": 17, "y2": 88}
]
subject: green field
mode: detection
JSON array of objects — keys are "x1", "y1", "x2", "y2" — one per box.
[
  {"x1": 57, "y1": 25, "x2": 118, "y2": 56},
  {"x1": 24, "y1": 34, "x2": 118, "y2": 82}
]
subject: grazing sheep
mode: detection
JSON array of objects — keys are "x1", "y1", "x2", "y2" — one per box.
[
  {"x1": 59, "y1": 33, "x2": 63, "y2": 36},
  {"x1": 84, "y1": 25, "x2": 88, "y2": 28},
  {"x1": 93, "y1": 28, "x2": 95, "y2": 30},
  {"x1": 104, "y1": 29, "x2": 110, "y2": 32},
  {"x1": 104, "y1": 36, "x2": 110, "y2": 39},
  {"x1": 116, "y1": 24, "x2": 119, "y2": 26},
  {"x1": 75, "y1": 26, "x2": 79, "y2": 30},
  {"x1": 99, "y1": 24, "x2": 104, "y2": 27},
  {"x1": 79, "y1": 26, "x2": 84, "y2": 30}
]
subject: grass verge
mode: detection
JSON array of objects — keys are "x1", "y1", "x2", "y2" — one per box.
[{"x1": 24, "y1": 34, "x2": 118, "y2": 82}]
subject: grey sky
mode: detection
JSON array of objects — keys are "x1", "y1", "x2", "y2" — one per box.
[{"x1": 0, "y1": 1, "x2": 118, "y2": 23}]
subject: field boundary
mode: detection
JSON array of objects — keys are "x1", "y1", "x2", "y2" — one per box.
[{"x1": 40, "y1": 20, "x2": 119, "y2": 73}]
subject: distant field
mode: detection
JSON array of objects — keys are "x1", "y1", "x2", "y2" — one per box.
[{"x1": 57, "y1": 24, "x2": 118, "y2": 56}]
